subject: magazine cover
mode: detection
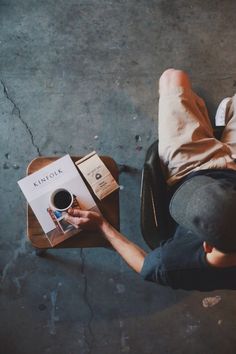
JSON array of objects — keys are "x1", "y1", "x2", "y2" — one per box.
[{"x1": 18, "y1": 155, "x2": 99, "y2": 246}]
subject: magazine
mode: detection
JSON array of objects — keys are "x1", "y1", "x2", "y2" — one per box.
[{"x1": 18, "y1": 155, "x2": 99, "y2": 246}]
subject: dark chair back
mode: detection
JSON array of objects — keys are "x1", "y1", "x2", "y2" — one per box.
[{"x1": 140, "y1": 140, "x2": 176, "y2": 250}]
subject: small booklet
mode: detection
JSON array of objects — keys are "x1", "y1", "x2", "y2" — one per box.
[{"x1": 18, "y1": 155, "x2": 99, "y2": 247}]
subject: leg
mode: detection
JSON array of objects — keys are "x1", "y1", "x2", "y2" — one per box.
[
  {"x1": 220, "y1": 95, "x2": 236, "y2": 157},
  {"x1": 158, "y1": 69, "x2": 231, "y2": 186}
]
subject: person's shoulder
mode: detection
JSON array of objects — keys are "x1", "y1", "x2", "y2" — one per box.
[
  {"x1": 141, "y1": 225, "x2": 236, "y2": 290},
  {"x1": 159, "y1": 226, "x2": 205, "y2": 272},
  {"x1": 159, "y1": 231, "x2": 236, "y2": 290}
]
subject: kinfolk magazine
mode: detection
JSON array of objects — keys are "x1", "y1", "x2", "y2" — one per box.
[{"x1": 18, "y1": 155, "x2": 99, "y2": 246}]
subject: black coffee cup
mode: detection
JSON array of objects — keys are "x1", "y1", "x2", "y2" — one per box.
[{"x1": 50, "y1": 188, "x2": 73, "y2": 211}]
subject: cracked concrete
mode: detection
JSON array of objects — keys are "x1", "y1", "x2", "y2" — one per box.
[
  {"x1": 2, "y1": 1, "x2": 236, "y2": 354},
  {"x1": 80, "y1": 249, "x2": 95, "y2": 354},
  {"x1": 0, "y1": 79, "x2": 41, "y2": 156}
]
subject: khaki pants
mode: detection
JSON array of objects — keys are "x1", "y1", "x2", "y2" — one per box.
[{"x1": 158, "y1": 87, "x2": 236, "y2": 186}]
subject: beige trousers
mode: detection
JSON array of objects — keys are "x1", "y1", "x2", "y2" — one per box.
[{"x1": 158, "y1": 87, "x2": 236, "y2": 186}]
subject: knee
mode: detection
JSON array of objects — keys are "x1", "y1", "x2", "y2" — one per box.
[{"x1": 159, "y1": 69, "x2": 191, "y2": 92}]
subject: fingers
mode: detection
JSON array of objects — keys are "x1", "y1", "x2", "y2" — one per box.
[
  {"x1": 64, "y1": 214, "x2": 80, "y2": 225},
  {"x1": 64, "y1": 214, "x2": 89, "y2": 227},
  {"x1": 68, "y1": 208, "x2": 100, "y2": 219},
  {"x1": 77, "y1": 217, "x2": 90, "y2": 226},
  {"x1": 68, "y1": 208, "x2": 89, "y2": 217},
  {"x1": 65, "y1": 208, "x2": 103, "y2": 231}
]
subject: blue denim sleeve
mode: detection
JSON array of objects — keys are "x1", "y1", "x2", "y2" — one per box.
[{"x1": 140, "y1": 248, "x2": 167, "y2": 284}]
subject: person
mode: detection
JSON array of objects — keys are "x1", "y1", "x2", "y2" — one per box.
[{"x1": 65, "y1": 69, "x2": 236, "y2": 291}]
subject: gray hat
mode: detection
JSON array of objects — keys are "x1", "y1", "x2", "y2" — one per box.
[{"x1": 170, "y1": 175, "x2": 236, "y2": 253}]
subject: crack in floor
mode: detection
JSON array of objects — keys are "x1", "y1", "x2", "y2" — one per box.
[
  {"x1": 80, "y1": 248, "x2": 95, "y2": 354},
  {"x1": 1, "y1": 79, "x2": 41, "y2": 156}
]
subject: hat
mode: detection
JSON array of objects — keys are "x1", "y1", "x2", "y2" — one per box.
[{"x1": 170, "y1": 175, "x2": 236, "y2": 253}]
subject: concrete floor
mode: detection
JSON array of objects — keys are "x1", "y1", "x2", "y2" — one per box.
[{"x1": 1, "y1": 0, "x2": 236, "y2": 353}]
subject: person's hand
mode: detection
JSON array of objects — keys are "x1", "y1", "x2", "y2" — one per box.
[{"x1": 64, "y1": 208, "x2": 105, "y2": 231}]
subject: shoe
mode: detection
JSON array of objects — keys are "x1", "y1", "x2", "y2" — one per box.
[{"x1": 215, "y1": 97, "x2": 232, "y2": 126}]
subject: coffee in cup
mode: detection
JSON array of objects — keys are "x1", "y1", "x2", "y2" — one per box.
[{"x1": 49, "y1": 188, "x2": 73, "y2": 211}]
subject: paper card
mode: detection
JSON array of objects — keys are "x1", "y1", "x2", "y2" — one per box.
[{"x1": 76, "y1": 151, "x2": 119, "y2": 200}]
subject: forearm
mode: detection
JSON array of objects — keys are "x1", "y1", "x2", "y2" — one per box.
[
  {"x1": 65, "y1": 208, "x2": 147, "y2": 273},
  {"x1": 100, "y1": 220, "x2": 147, "y2": 273}
]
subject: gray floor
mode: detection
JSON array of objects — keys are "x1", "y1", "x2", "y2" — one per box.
[{"x1": 1, "y1": 1, "x2": 236, "y2": 353}]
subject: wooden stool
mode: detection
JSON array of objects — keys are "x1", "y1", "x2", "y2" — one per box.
[{"x1": 27, "y1": 156, "x2": 119, "y2": 254}]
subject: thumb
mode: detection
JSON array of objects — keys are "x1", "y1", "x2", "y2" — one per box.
[
  {"x1": 68, "y1": 208, "x2": 84, "y2": 217},
  {"x1": 64, "y1": 214, "x2": 80, "y2": 227}
]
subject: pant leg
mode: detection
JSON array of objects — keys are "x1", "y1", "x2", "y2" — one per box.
[
  {"x1": 158, "y1": 86, "x2": 233, "y2": 186},
  {"x1": 220, "y1": 95, "x2": 236, "y2": 156}
]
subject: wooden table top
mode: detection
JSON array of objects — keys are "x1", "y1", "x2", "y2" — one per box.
[{"x1": 27, "y1": 156, "x2": 120, "y2": 249}]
